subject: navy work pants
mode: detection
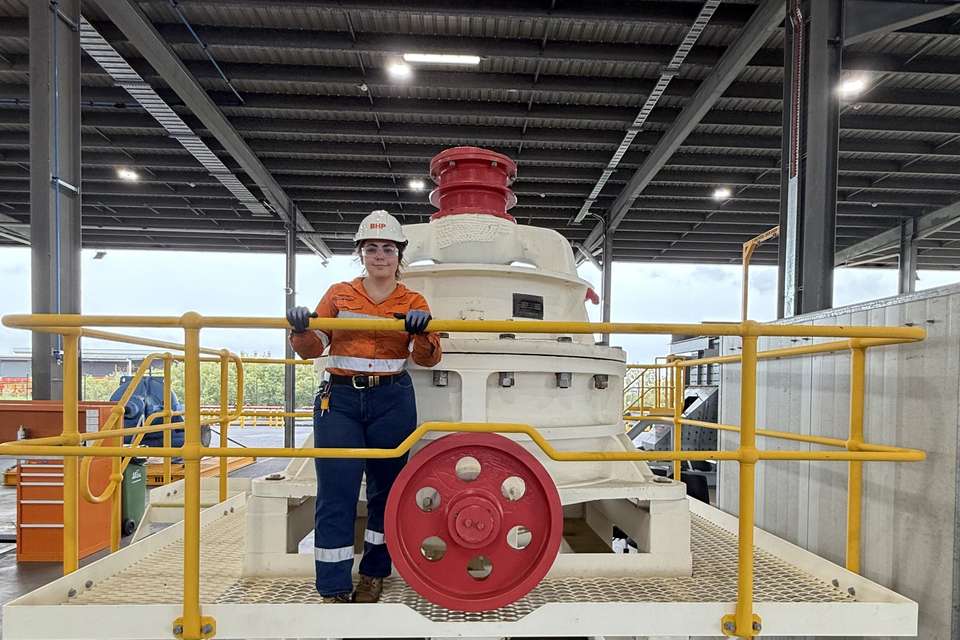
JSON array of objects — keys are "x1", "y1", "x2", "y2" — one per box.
[{"x1": 313, "y1": 372, "x2": 418, "y2": 597}]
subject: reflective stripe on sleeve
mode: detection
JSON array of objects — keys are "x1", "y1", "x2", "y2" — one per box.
[
  {"x1": 314, "y1": 545, "x2": 355, "y2": 563},
  {"x1": 364, "y1": 529, "x2": 385, "y2": 545},
  {"x1": 313, "y1": 329, "x2": 330, "y2": 347},
  {"x1": 326, "y1": 355, "x2": 407, "y2": 373}
]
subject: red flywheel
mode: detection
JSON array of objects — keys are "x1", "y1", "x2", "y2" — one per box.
[{"x1": 385, "y1": 432, "x2": 563, "y2": 611}]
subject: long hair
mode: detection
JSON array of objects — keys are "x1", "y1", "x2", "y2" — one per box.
[{"x1": 356, "y1": 240, "x2": 406, "y2": 280}]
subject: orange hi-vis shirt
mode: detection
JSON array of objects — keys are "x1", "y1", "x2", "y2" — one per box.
[{"x1": 290, "y1": 277, "x2": 442, "y2": 376}]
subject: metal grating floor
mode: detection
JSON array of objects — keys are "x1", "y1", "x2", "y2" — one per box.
[{"x1": 71, "y1": 506, "x2": 852, "y2": 622}]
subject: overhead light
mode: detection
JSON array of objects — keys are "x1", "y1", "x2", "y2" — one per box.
[
  {"x1": 93, "y1": 251, "x2": 107, "y2": 260},
  {"x1": 713, "y1": 187, "x2": 732, "y2": 200},
  {"x1": 402, "y1": 53, "x2": 481, "y2": 65},
  {"x1": 387, "y1": 62, "x2": 412, "y2": 80},
  {"x1": 838, "y1": 77, "x2": 867, "y2": 98},
  {"x1": 117, "y1": 168, "x2": 139, "y2": 181},
  {"x1": 408, "y1": 179, "x2": 426, "y2": 191}
]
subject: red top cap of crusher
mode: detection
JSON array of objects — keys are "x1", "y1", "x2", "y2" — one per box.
[{"x1": 428, "y1": 146, "x2": 518, "y2": 222}]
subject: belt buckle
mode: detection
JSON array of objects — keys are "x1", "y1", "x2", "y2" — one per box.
[{"x1": 351, "y1": 375, "x2": 366, "y2": 389}]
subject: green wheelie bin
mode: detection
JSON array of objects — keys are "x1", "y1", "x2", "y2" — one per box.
[{"x1": 121, "y1": 458, "x2": 147, "y2": 536}]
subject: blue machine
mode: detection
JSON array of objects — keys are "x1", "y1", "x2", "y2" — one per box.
[{"x1": 110, "y1": 375, "x2": 185, "y2": 447}]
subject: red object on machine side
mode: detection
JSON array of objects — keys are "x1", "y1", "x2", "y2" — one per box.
[
  {"x1": 585, "y1": 287, "x2": 600, "y2": 305},
  {"x1": 385, "y1": 432, "x2": 562, "y2": 612},
  {"x1": 429, "y1": 146, "x2": 518, "y2": 222}
]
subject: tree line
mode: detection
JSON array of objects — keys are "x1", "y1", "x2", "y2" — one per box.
[{"x1": 82, "y1": 359, "x2": 319, "y2": 408}]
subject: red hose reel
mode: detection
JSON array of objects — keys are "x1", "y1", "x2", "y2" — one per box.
[{"x1": 385, "y1": 432, "x2": 563, "y2": 611}]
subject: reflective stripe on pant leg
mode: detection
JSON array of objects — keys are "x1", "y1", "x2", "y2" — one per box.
[
  {"x1": 315, "y1": 545, "x2": 356, "y2": 563},
  {"x1": 363, "y1": 529, "x2": 385, "y2": 545},
  {"x1": 359, "y1": 376, "x2": 418, "y2": 578},
  {"x1": 313, "y1": 387, "x2": 364, "y2": 596}
]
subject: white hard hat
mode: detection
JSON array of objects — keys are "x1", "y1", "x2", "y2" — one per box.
[{"x1": 354, "y1": 209, "x2": 407, "y2": 244}]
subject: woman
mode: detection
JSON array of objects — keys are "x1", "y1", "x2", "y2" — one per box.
[{"x1": 286, "y1": 210, "x2": 441, "y2": 604}]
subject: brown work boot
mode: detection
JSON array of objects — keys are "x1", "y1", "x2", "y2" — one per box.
[
  {"x1": 322, "y1": 593, "x2": 352, "y2": 604},
  {"x1": 352, "y1": 575, "x2": 383, "y2": 603}
]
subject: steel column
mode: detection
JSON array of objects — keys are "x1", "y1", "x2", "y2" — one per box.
[
  {"x1": 779, "y1": 0, "x2": 844, "y2": 318},
  {"x1": 600, "y1": 221, "x2": 614, "y2": 345},
  {"x1": 898, "y1": 217, "x2": 918, "y2": 295},
  {"x1": 284, "y1": 222, "x2": 297, "y2": 449},
  {"x1": 30, "y1": 0, "x2": 82, "y2": 400}
]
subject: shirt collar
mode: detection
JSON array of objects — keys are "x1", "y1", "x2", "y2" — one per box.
[{"x1": 349, "y1": 277, "x2": 408, "y2": 305}]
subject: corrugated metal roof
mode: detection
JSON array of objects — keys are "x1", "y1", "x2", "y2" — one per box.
[
  {"x1": 0, "y1": 0, "x2": 24, "y2": 16},
  {"x1": 2, "y1": 1, "x2": 959, "y2": 263}
]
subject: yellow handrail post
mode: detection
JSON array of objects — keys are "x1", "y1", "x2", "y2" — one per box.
[
  {"x1": 724, "y1": 330, "x2": 760, "y2": 638},
  {"x1": 176, "y1": 314, "x2": 208, "y2": 640},
  {"x1": 218, "y1": 351, "x2": 229, "y2": 503},
  {"x1": 163, "y1": 354, "x2": 173, "y2": 486},
  {"x1": 672, "y1": 362, "x2": 683, "y2": 481},
  {"x1": 110, "y1": 454, "x2": 122, "y2": 552},
  {"x1": 846, "y1": 344, "x2": 866, "y2": 573},
  {"x1": 62, "y1": 333, "x2": 80, "y2": 575},
  {"x1": 654, "y1": 367, "x2": 660, "y2": 410},
  {"x1": 639, "y1": 370, "x2": 646, "y2": 412}
]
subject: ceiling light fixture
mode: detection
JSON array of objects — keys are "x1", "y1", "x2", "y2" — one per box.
[
  {"x1": 387, "y1": 62, "x2": 413, "y2": 79},
  {"x1": 408, "y1": 179, "x2": 426, "y2": 191},
  {"x1": 117, "y1": 168, "x2": 139, "y2": 181},
  {"x1": 713, "y1": 187, "x2": 732, "y2": 200},
  {"x1": 402, "y1": 53, "x2": 481, "y2": 65},
  {"x1": 838, "y1": 77, "x2": 867, "y2": 98}
]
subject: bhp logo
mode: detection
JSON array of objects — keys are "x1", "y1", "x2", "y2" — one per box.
[{"x1": 370, "y1": 223, "x2": 386, "y2": 229}]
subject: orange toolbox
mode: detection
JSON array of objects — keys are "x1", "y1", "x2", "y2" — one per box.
[
  {"x1": 16, "y1": 458, "x2": 114, "y2": 562},
  {"x1": 1, "y1": 401, "x2": 119, "y2": 562}
]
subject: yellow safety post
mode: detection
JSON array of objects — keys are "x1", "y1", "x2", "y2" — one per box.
[
  {"x1": 654, "y1": 367, "x2": 660, "y2": 410},
  {"x1": 163, "y1": 354, "x2": 173, "y2": 486},
  {"x1": 110, "y1": 454, "x2": 122, "y2": 552},
  {"x1": 62, "y1": 333, "x2": 80, "y2": 575},
  {"x1": 723, "y1": 331, "x2": 761, "y2": 638},
  {"x1": 639, "y1": 369, "x2": 646, "y2": 413},
  {"x1": 672, "y1": 362, "x2": 683, "y2": 481},
  {"x1": 174, "y1": 314, "x2": 212, "y2": 640},
  {"x1": 846, "y1": 344, "x2": 866, "y2": 573},
  {"x1": 219, "y1": 351, "x2": 229, "y2": 503}
]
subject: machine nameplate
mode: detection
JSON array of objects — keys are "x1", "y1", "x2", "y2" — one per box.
[{"x1": 513, "y1": 293, "x2": 544, "y2": 319}]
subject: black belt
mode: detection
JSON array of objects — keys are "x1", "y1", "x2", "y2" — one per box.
[{"x1": 330, "y1": 373, "x2": 403, "y2": 389}]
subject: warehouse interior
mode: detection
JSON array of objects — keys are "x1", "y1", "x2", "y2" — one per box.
[{"x1": 2, "y1": 1, "x2": 960, "y2": 639}]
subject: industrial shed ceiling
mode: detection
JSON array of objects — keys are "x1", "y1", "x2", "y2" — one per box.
[{"x1": 2, "y1": 1, "x2": 960, "y2": 267}]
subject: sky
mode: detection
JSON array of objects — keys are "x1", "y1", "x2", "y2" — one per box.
[{"x1": 1, "y1": 246, "x2": 959, "y2": 365}]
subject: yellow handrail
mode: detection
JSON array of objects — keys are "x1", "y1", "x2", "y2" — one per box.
[{"x1": 0, "y1": 313, "x2": 928, "y2": 640}]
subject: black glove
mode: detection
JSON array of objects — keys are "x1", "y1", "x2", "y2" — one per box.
[
  {"x1": 286, "y1": 306, "x2": 315, "y2": 333},
  {"x1": 395, "y1": 310, "x2": 431, "y2": 335}
]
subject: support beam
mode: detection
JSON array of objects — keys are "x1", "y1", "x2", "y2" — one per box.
[
  {"x1": 778, "y1": 0, "x2": 843, "y2": 318},
  {"x1": 898, "y1": 218, "x2": 918, "y2": 295},
  {"x1": 284, "y1": 222, "x2": 297, "y2": 449},
  {"x1": 600, "y1": 221, "x2": 614, "y2": 345},
  {"x1": 89, "y1": 0, "x2": 331, "y2": 261},
  {"x1": 31, "y1": 0, "x2": 82, "y2": 400},
  {"x1": 835, "y1": 200, "x2": 960, "y2": 266},
  {"x1": 575, "y1": 243, "x2": 603, "y2": 271},
  {"x1": 844, "y1": 0, "x2": 959, "y2": 45},
  {"x1": 582, "y1": 0, "x2": 785, "y2": 252}
]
